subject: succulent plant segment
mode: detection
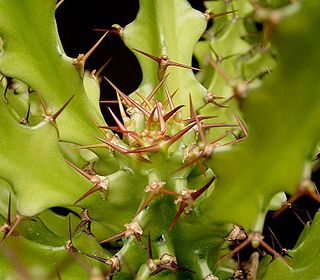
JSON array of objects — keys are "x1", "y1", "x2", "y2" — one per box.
[{"x1": 1, "y1": 0, "x2": 320, "y2": 279}]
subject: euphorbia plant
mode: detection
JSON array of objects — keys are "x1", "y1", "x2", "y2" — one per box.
[{"x1": 1, "y1": 0, "x2": 320, "y2": 279}]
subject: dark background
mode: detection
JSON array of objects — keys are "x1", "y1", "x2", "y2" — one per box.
[{"x1": 55, "y1": 0, "x2": 206, "y2": 97}]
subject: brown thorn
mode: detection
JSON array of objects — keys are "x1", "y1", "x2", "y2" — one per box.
[
  {"x1": 104, "y1": 77, "x2": 150, "y2": 117},
  {"x1": 268, "y1": 227, "x2": 284, "y2": 252},
  {"x1": 208, "y1": 59, "x2": 230, "y2": 82},
  {"x1": 164, "y1": 88, "x2": 178, "y2": 109},
  {"x1": 272, "y1": 192, "x2": 304, "y2": 218},
  {"x1": 189, "y1": 95, "x2": 206, "y2": 144},
  {"x1": 65, "y1": 159, "x2": 93, "y2": 181},
  {"x1": 148, "y1": 233, "x2": 153, "y2": 260},
  {"x1": 95, "y1": 57, "x2": 112, "y2": 78},
  {"x1": 2, "y1": 82, "x2": 9, "y2": 104},
  {"x1": 183, "y1": 115, "x2": 217, "y2": 125},
  {"x1": 80, "y1": 251, "x2": 111, "y2": 264},
  {"x1": 191, "y1": 176, "x2": 215, "y2": 200},
  {"x1": 73, "y1": 143, "x2": 107, "y2": 150},
  {"x1": 92, "y1": 28, "x2": 122, "y2": 36},
  {"x1": 136, "y1": 92, "x2": 153, "y2": 110},
  {"x1": 94, "y1": 136, "x2": 129, "y2": 154},
  {"x1": 145, "y1": 106, "x2": 157, "y2": 131},
  {"x1": 210, "y1": 133, "x2": 231, "y2": 145},
  {"x1": 291, "y1": 208, "x2": 306, "y2": 226},
  {"x1": 233, "y1": 113, "x2": 248, "y2": 137},
  {"x1": 51, "y1": 94, "x2": 75, "y2": 122},
  {"x1": 38, "y1": 93, "x2": 50, "y2": 116},
  {"x1": 7, "y1": 193, "x2": 11, "y2": 226},
  {"x1": 116, "y1": 92, "x2": 128, "y2": 122},
  {"x1": 202, "y1": 123, "x2": 239, "y2": 129},
  {"x1": 87, "y1": 114, "x2": 106, "y2": 136},
  {"x1": 99, "y1": 100, "x2": 119, "y2": 104},
  {"x1": 206, "y1": 9, "x2": 238, "y2": 20},
  {"x1": 163, "y1": 105, "x2": 184, "y2": 122},
  {"x1": 259, "y1": 239, "x2": 286, "y2": 263},
  {"x1": 169, "y1": 203, "x2": 186, "y2": 232},
  {"x1": 55, "y1": 0, "x2": 64, "y2": 10},
  {"x1": 74, "y1": 184, "x2": 101, "y2": 205},
  {"x1": 108, "y1": 107, "x2": 127, "y2": 133},
  {"x1": 136, "y1": 192, "x2": 155, "y2": 214},
  {"x1": 79, "y1": 31, "x2": 108, "y2": 64},
  {"x1": 68, "y1": 215, "x2": 73, "y2": 244},
  {"x1": 164, "y1": 82, "x2": 175, "y2": 110},
  {"x1": 218, "y1": 238, "x2": 251, "y2": 263},
  {"x1": 0, "y1": 215, "x2": 24, "y2": 245},
  {"x1": 100, "y1": 232, "x2": 126, "y2": 244},
  {"x1": 20, "y1": 103, "x2": 31, "y2": 126},
  {"x1": 132, "y1": 48, "x2": 162, "y2": 63},
  {"x1": 124, "y1": 143, "x2": 161, "y2": 154},
  {"x1": 166, "y1": 123, "x2": 196, "y2": 146},
  {"x1": 146, "y1": 73, "x2": 170, "y2": 101},
  {"x1": 156, "y1": 101, "x2": 166, "y2": 132},
  {"x1": 169, "y1": 177, "x2": 215, "y2": 231},
  {"x1": 172, "y1": 154, "x2": 204, "y2": 174}
]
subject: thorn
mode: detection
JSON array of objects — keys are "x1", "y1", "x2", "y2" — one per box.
[
  {"x1": 124, "y1": 143, "x2": 161, "y2": 154},
  {"x1": 125, "y1": 123, "x2": 195, "y2": 155},
  {"x1": 80, "y1": 251, "x2": 112, "y2": 264},
  {"x1": 163, "y1": 105, "x2": 184, "y2": 122},
  {"x1": 136, "y1": 181, "x2": 176, "y2": 213},
  {"x1": 208, "y1": 58, "x2": 230, "y2": 82},
  {"x1": 202, "y1": 123, "x2": 239, "y2": 129},
  {"x1": 7, "y1": 193, "x2": 11, "y2": 226},
  {"x1": 164, "y1": 88, "x2": 179, "y2": 109},
  {"x1": 169, "y1": 177, "x2": 215, "y2": 231},
  {"x1": 94, "y1": 136, "x2": 129, "y2": 154},
  {"x1": 164, "y1": 82, "x2": 175, "y2": 110},
  {"x1": 65, "y1": 159, "x2": 93, "y2": 181},
  {"x1": 135, "y1": 92, "x2": 153, "y2": 110},
  {"x1": 65, "y1": 159, "x2": 108, "y2": 204},
  {"x1": 166, "y1": 123, "x2": 196, "y2": 147},
  {"x1": 0, "y1": 215, "x2": 24, "y2": 245},
  {"x1": 272, "y1": 180, "x2": 320, "y2": 218},
  {"x1": 73, "y1": 184, "x2": 101, "y2": 205},
  {"x1": 65, "y1": 216, "x2": 77, "y2": 253},
  {"x1": 107, "y1": 107, "x2": 127, "y2": 132},
  {"x1": 146, "y1": 73, "x2": 170, "y2": 101},
  {"x1": 156, "y1": 101, "x2": 166, "y2": 132},
  {"x1": 189, "y1": 95, "x2": 206, "y2": 144},
  {"x1": 148, "y1": 233, "x2": 153, "y2": 260},
  {"x1": 55, "y1": 0, "x2": 65, "y2": 10},
  {"x1": 133, "y1": 48, "x2": 200, "y2": 80},
  {"x1": 205, "y1": 93, "x2": 228, "y2": 108},
  {"x1": 73, "y1": 209, "x2": 91, "y2": 234},
  {"x1": 51, "y1": 94, "x2": 75, "y2": 122},
  {"x1": 2, "y1": 81, "x2": 9, "y2": 104},
  {"x1": 233, "y1": 114, "x2": 248, "y2": 137},
  {"x1": 150, "y1": 254, "x2": 195, "y2": 276},
  {"x1": 183, "y1": 115, "x2": 217, "y2": 125},
  {"x1": 95, "y1": 57, "x2": 112, "y2": 78},
  {"x1": 104, "y1": 77, "x2": 150, "y2": 117},
  {"x1": 74, "y1": 32, "x2": 109, "y2": 67},
  {"x1": 99, "y1": 100, "x2": 119, "y2": 104},
  {"x1": 218, "y1": 232, "x2": 287, "y2": 265},
  {"x1": 92, "y1": 27, "x2": 123, "y2": 36},
  {"x1": 145, "y1": 106, "x2": 157, "y2": 132},
  {"x1": 205, "y1": 9, "x2": 238, "y2": 20},
  {"x1": 74, "y1": 143, "x2": 107, "y2": 150},
  {"x1": 87, "y1": 114, "x2": 106, "y2": 136},
  {"x1": 38, "y1": 93, "x2": 51, "y2": 116}
]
